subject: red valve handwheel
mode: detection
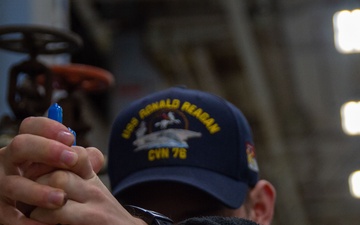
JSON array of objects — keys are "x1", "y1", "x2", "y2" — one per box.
[{"x1": 51, "y1": 64, "x2": 114, "y2": 92}]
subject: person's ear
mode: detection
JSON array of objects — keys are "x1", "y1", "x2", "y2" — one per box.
[{"x1": 247, "y1": 179, "x2": 276, "y2": 225}]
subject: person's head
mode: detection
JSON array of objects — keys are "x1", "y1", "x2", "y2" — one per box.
[{"x1": 108, "y1": 87, "x2": 276, "y2": 224}]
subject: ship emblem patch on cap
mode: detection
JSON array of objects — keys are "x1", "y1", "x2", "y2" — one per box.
[
  {"x1": 133, "y1": 109, "x2": 202, "y2": 152},
  {"x1": 120, "y1": 98, "x2": 222, "y2": 161}
]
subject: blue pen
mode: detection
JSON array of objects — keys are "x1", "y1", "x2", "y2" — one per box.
[
  {"x1": 48, "y1": 103, "x2": 76, "y2": 146},
  {"x1": 48, "y1": 103, "x2": 63, "y2": 123},
  {"x1": 67, "y1": 127, "x2": 76, "y2": 146}
]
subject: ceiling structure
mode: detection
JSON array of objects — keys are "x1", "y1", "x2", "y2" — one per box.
[{"x1": 70, "y1": 0, "x2": 360, "y2": 224}]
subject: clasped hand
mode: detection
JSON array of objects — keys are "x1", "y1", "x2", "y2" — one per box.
[{"x1": 0, "y1": 117, "x2": 145, "y2": 225}]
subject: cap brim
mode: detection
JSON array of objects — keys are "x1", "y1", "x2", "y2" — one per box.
[{"x1": 111, "y1": 166, "x2": 249, "y2": 209}]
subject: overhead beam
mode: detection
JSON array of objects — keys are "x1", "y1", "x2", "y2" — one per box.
[
  {"x1": 71, "y1": 0, "x2": 112, "y2": 54},
  {"x1": 221, "y1": 0, "x2": 309, "y2": 224}
]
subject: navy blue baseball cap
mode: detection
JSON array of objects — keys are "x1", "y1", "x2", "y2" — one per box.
[{"x1": 108, "y1": 86, "x2": 259, "y2": 208}]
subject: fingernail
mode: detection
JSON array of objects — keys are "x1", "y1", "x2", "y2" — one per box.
[
  {"x1": 57, "y1": 131, "x2": 74, "y2": 145},
  {"x1": 49, "y1": 191, "x2": 67, "y2": 206},
  {"x1": 60, "y1": 150, "x2": 78, "y2": 166}
]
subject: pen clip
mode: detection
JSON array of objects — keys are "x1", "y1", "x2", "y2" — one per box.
[{"x1": 48, "y1": 103, "x2": 76, "y2": 146}]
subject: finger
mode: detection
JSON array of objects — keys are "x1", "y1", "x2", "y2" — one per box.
[
  {"x1": 69, "y1": 146, "x2": 94, "y2": 179},
  {"x1": 30, "y1": 197, "x2": 135, "y2": 225},
  {"x1": 86, "y1": 147, "x2": 105, "y2": 174},
  {"x1": 19, "y1": 117, "x2": 75, "y2": 146},
  {"x1": 0, "y1": 204, "x2": 49, "y2": 225},
  {"x1": 23, "y1": 147, "x2": 105, "y2": 180},
  {"x1": 0, "y1": 175, "x2": 67, "y2": 208},
  {"x1": 23, "y1": 163, "x2": 55, "y2": 181},
  {"x1": 30, "y1": 200, "x2": 85, "y2": 225},
  {"x1": 36, "y1": 170, "x2": 102, "y2": 203},
  {"x1": 30, "y1": 197, "x2": 129, "y2": 225},
  {"x1": 5, "y1": 134, "x2": 78, "y2": 173},
  {"x1": 32, "y1": 172, "x2": 128, "y2": 225}
]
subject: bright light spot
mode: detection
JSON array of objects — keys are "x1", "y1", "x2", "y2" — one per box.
[
  {"x1": 333, "y1": 9, "x2": 360, "y2": 53},
  {"x1": 349, "y1": 170, "x2": 360, "y2": 198},
  {"x1": 341, "y1": 101, "x2": 360, "y2": 135}
]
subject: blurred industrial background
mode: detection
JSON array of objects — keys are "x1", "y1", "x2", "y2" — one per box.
[{"x1": 1, "y1": 0, "x2": 360, "y2": 224}]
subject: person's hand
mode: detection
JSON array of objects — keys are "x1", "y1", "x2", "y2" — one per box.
[
  {"x1": 0, "y1": 117, "x2": 104, "y2": 225},
  {"x1": 29, "y1": 152, "x2": 147, "y2": 225}
]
